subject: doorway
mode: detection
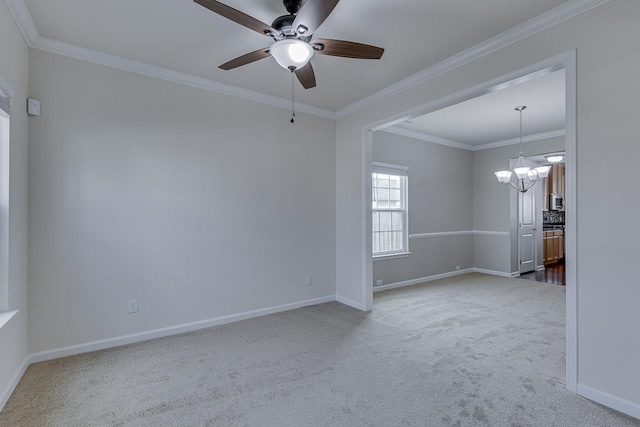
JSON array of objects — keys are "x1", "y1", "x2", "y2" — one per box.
[{"x1": 361, "y1": 51, "x2": 578, "y2": 391}]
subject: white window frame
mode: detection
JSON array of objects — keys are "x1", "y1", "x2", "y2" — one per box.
[
  {"x1": 372, "y1": 162, "x2": 410, "y2": 260},
  {"x1": 0, "y1": 77, "x2": 12, "y2": 321}
]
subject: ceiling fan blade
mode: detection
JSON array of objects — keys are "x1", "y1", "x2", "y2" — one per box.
[
  {"x1": 292, "y1": 0, "x2": 340, "y2": 36},
  {"x1": 295, "y1": 63, "x2": 317, "y2": 89},
  {"x1": 194, "y1": 0, "x2": 277, "y2": 37},
  {"x1": 219, "y1": 47, "x2": 271, "y2": 70},
  {"x1": 311, "y1": 38, "x2": 384, "y2": 60}
]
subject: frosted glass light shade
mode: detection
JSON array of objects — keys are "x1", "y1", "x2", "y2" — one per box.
[
  {"x1": 535, "y1": 166, "x2": 551, "y2": 179},
  {"x1": 546, "y1": 155, "x2": 564, "y2": 163},
  {"x1": 270, "y1": 39, "x2": 314, "y2": 70},
  {"x1": 494, "y1": 171, "x2": 513, "y2": 183},
  {"x1": 513, "y1": 167, "x2": 530, "y2": 180}
]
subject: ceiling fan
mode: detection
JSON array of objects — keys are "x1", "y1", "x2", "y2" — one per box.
[{"x1": 193, "y1": 0, "x2": 385, "y2": 90}]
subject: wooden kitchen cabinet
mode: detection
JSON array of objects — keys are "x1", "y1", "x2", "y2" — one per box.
[
  {"x1": 556, "y1": 230, "x2": 564, "y2": 259},
  {"x1": 544, "y1": 231, "x2": 552, "y2": 263},
  {"x1": 543, "y1": 230, "x2": 564, "y2": 264}
]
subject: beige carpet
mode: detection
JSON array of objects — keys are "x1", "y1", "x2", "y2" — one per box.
[{"x1": 1, "y1": 273, "x2": 638, "y2": 426}]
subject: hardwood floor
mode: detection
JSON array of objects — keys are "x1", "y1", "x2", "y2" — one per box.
[{"x1": 518, "y1": 262, "x2": 565, "y2": 286}]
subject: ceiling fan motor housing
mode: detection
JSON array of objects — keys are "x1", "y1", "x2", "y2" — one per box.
[
  {"x1": 283, "y1": 0, "x2": 302, "y2": 14},
  {"x1": 271, "y1": 14, "x2": 311, "y2": 40},
  {"x1": 272, "y1": 14, "x2": 296, "y2": 36}
]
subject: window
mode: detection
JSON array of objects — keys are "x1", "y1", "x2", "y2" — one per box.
[{"x1": 372, "y1": 163, "x2": 408, "y2": 257}]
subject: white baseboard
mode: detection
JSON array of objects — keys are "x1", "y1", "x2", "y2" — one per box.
[
  {"x1": 473, "y1": 268, "x2": 514, "y2": 278},
  {"x1": 373, "y1": 268, "x2": 475, "y2": 293},
  {"x1": 577, "y1": 383, "x2": 640, "y2": 420},
  {"x1": 0, "y1": 356, "x2": 29, "y2": 413},
  {"x1": 29, "y1": 295, "x2": 335, "y2": 364},
  {"x1": 335, "y1": 295, "x2": 366, "y2": 311}
]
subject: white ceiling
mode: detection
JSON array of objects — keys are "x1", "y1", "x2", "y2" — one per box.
[
  {"x1": 21, "y1": 0, "x2": 570, "y2": 112},
  {"x1": 393, "y1": 69, "x2": 566, "y2": 147}
]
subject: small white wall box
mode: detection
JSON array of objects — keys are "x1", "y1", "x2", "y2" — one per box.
[{"x1": 27, "y1": 98, "x2": 41, "y2": 116}]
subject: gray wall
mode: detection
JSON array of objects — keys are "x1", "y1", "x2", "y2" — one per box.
[
  {"x1": 472, "y1": 136, "x2": 565, "y2": 273},
  {"x1": 372, "y1": 131, "x2": 473, "y2": 286},
  {"x1": 27, "y1": 50, "x2": 336, "y2": 353},
  {"x1": 336, "y1": 0, "x2": 640, "y2": 409},
  {"x1": 372, "y1": 133, "x2": 564, "y2": 286},
  {"x1": 0, "y1": 0, "x2": 30, "y2": 405}
]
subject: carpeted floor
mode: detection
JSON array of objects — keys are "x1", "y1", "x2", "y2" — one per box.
[{"x1": 1, "y1": 273, "x2": 638, "y2": 426}]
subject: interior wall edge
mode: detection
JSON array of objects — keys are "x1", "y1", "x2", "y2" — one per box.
[{"x1": 0, "y1": 356, "x2": 28, "y2": 413}]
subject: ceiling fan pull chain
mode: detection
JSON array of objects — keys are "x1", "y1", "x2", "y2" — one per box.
[{"x1": 290, "y1": 69, "x2": 296, "y2": 123}]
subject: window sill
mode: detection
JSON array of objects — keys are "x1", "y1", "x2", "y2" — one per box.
[
  {"x1": 373, "y1": 252, "x2": 411, "y2": 261},
  {"x1": 0, "y1": 310, "x2": 18, "y2": 331}
]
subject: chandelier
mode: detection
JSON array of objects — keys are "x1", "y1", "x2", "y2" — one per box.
[{"x1": 494, "y1": 106, "x2": 550, "y2": 193}]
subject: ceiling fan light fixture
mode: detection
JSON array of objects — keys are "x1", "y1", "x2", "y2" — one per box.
[{"x1": 270, "y1": 39, "x2": 314, "y2": 70}]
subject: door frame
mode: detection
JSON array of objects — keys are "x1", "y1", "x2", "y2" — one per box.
[
  {"x1": 516, "y1": 180, "x2": 539, "y2": 275},
  {"x1": 360, "y1": 50, "x2": 578, "y2": 392}
]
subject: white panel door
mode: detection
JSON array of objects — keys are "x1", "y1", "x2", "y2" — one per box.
[{"x1": 519, "y1": 186, "x2": 537, "y2": 274}]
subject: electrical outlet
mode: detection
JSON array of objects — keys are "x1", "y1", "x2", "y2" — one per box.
[
  {"x1": 128, "y1": 299, "x2": 138, "y2": 314},
  {"x1": 456, "y1": 265, "x2": 461, "y2": 271},
  {"x1": 376, "y1": 279, "x2": 383, "y2": 286},
  {"x1": 306, "y1": 275, "x2": 313, "y2": 286}
]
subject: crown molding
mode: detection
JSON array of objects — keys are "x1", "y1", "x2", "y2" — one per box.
[
  {"x1": 5, "y1": 0, "x2": 39, "y2": 47},
  {"x1": 6, "y1": 0, "x2": 608, "y2": 120},
  {"x1": 334, "y1": 0, "x2": 610, "y2": 119},
  {"x1": 472, "y1": 128, "x2": 566, "y2": 151},
  {"x1": 380, "y1": 127, "x2": 474, "y2": 151},
  {"x1": 383, "y1": 126, "x2": 566, "y2": 152},
  {"x1": 30, "y1": 37, "x2": 335, "y2": 120}
]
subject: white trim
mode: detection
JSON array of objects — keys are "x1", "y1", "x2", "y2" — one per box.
[
  {"x1": 372, "y1": 252, "x2": 411, "y2": 261},
  {"x1": 0, "y1": 74, "x2": 16, "y2": 98},
  {"x1": 29, "y1": 295, "x2": 335, "y2": 364},
  {"x1": 411, "y1": 231, "x2": 472, "y2": 239},
  {"x1": 372, "y1": 161, "x2": 409, "y2": 171},
  {"x1": 536, "y1": 265, "x2": 546, "y2": 271},
  {"x1": 511, "y1": 271, "x2": 521, "y2": 278},
  {"x1": 4, "y1": 0, "x2": 39, "y2": 47},
  {"x1": 380, "y1": 127, "x2": 474, "y2": 151},
  {"x1": 373, "y1": 268, "x2": 516, "y2": 293},
  {"x1": 474, "y1": 268, "x2": 514, "y2": 278},
  {"x1": 473, "y1": 129, "x2": 566, "y2": 151},
  {"x1": 362, "y1": 130, "x2": 374, "y2": 311},
  {"x1": 335, "y1": 295, "x2": 366, "y2": 311},
  {"x1": 473, "y1": 230, "x2": 510, "y2": 237},
  {"x1": 373, "y1": 269, "x2": 474, "y2": 293},
  {"x1": 335, "y1": 0, "x2": 610, "y2": 119},
  {"x1": 0, "y1": 310, "x2": 18, "y2": 331},
  {"x1": 0, "y1": 356, "x2": 29, "y2": 412},
  {"x1": 410, "y1": 230, "x2": 509, "y2": 239},
  {"x1": 382, "y1": 127, "x2": 566, "y2": 152},
  {"x1": 564, "y1": 50, "x2": 578, "y2": 393},
  {"x1": 30, "y1": 37, "x2": 335, "y2": 120},
  {"x1": 577, "y1": 383, "x2": 640, "y2": 420}
]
